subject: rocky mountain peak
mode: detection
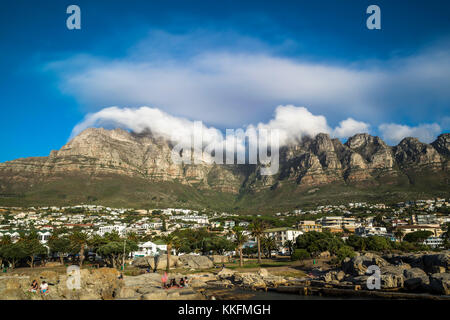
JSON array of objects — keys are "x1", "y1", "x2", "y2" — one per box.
[
  {"x1": 431, "y1": 133, "x2": 450, "y2": 156},
  {"x1": 345, "y1": 133, "x2": 387, "y2": 149},
  {"x1": 394, "y1": 137, "x2": 442, "y2": 166},
  {"x1": 0, "y1": 128, "x2": 448, "y2": 208},
  {"x1": 310, "y1": 133, "x2": 335, "y2": 154}
]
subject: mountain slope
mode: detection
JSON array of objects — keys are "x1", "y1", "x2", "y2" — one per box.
[{"x1": 0, "y1": 129, "x2": 448, "y2": 212}]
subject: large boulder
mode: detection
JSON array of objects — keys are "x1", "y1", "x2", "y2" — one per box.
[
  {"x1": 133, "y1": 256, "x2": 155, "y2": 269},
  {"x1": 233, "y1": 273, "x2": 267, "y2": 288},
  {"x1": 154, "y1": 255, "x2": 180, "y2": 270},
  {"x1": 422, "y1": 253, "x2": 450, "y2": 273},
  {"x1": 382, "y1": 253, "x2": 424, "y2": 269},
  {"x1": 403, "y1": 268, "x2": 430, "y2": 291},
  {"x1": 54, "y1": 267, "x2": 122, "y2": 300},
  {"x1": 322, "y1": 271, "x2": 345, "y2": 283},
  {"x1": 117, "y1": 287, "x2": 139, "y2": 299},
  {"x1": 429, "y1": 273, "x2": 450, "y2": 295},
  {"x1": 133, "y1": 255, "x2": 180, "y2": 270},
  {"x1": 258, "y1": 268, "x2": 270, "y2": 277},
  {"x1": 380, "y1": 273, "x2": 404, "y2": 289},
  {"x1": 217, "y1": 268, "x2": 235, "y2": 280},
  {"x1": 348, "y1": 275, "x2": 370, "y2": 287},
  {"x1": 209, "y1": 255, "x2": 230, "y2": 264},
  {"x1": 178, "y1": 255, "x2": 214, "y2": 270},
  {"x1": 342, "y1": 253, "x2": 389, "y2": 276}
]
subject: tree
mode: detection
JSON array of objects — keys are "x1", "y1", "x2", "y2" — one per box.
[
  {"x1": 233, "y1": 230, "x2": 248, "y2": 267},
  {"x1": 250, "y1": 220, "x2": 266, "y2": 264},
  {"x1": 126, "y1": 232, "x2": 140, "y2": 243},
  {"x1": 0, "y1": 235, "x2": 13, "y2": 268},
  {"x1": 291, "y1": 249, "x2": 310, "y2": 261},
  {"x1": 285, "y1": 240, "x2": 295, "y2": 256},
  {"x1": 96, "y1": 240, "x2": 138, "y2": 269},
  {"x1": 365, "y1": 236, "x2": 392, "y2": 252},
  {"x1": 20, "y1": 233, "x2": 47, "y2": 268},
  {"x1": 209, "y1": 237, "x2": 234, "y2": 255},
  {"x1": 48, "y1": 236, "x2": 71, "y2": 265},
  {"x1": 403, "y1": 231, "x2": 434, "y2": 244},
  {"x1": 346, "y1": 235, "x2": 367, "y2": 251},
  {"x1": 261, "y1": 235, "x2": 277, "y2": 258},
  {"x1": 160, "y1": 234, "x2": 178, "y2": 272},
  {"x1": 335, "y1": 245, "x2": 356, "y2": 263},
  {"x1": 394, "y1": 229, "x2": 405, "y2": 242},
  {"x1": 442, "y1": 223, "x2": 450, "y2": 249},
  {"x1": 68, "y1": 231, "x2": 89, "y2": 266},
  {"x1": 296, "y1": 231, "x2": 345, "y2": 256},
  {"x1": 1, "y1": 242, "x2": 26, "y2": 269}
]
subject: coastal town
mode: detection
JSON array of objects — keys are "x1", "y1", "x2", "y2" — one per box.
[
  {"x1": 1, "y1": 198, "x2": 449, "y2": 257},
  {"x1": 0, "y1": 198, "x2": 449, "y2": 300}
]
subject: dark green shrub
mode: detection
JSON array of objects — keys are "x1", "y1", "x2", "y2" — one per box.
[{"x1": 291, "y1": 249, "x2": 311, "y2": 261}]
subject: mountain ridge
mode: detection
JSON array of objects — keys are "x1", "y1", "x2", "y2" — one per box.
[{"x1": 0, "y1": 128, "x2": 448, "y2": 212}]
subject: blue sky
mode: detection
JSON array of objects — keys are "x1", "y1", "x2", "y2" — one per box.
[{"x1": 1, "y1": 0, "x2": 450, "y2": 162}]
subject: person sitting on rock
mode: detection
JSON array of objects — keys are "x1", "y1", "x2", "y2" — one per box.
[
  {"x1": 170, "y1": 278, "x2": 178, "y2": 288},
  {"x1": 40, "y1": 281, "x2": 48, "y2": 294},
  {"x1": 29, "y1": 280, "x2": 39, "y2": 293},
  {"x1": 179, "y1": 277, "x2": 185, "y2": 287},
  {"x1": 184, "y1": 276, "x2": 189, "y2": 287}
]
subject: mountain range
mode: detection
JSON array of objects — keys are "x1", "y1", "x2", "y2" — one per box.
[{"x1": 0, "y1": 128, "x2": 448, "y2": 212}]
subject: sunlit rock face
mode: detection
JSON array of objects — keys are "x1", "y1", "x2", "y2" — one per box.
[{"x1": 0, "y1": 129, "x2": 448, "y2": 198}]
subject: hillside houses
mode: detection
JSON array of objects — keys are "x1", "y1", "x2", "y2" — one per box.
[{"x1": 0, "y1": 197, "x2": 448, "y2": 251}]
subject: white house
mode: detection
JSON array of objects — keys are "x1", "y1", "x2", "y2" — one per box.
[
  {"x1": 98, "y1": 225, "x2": 126, "y2": 236},
  {"x1": 37, "y1": 231, "x2": 52, "y2": 244},
  {"x1": 423, "y1": 236, "x2": 444, "y2": 248},
  {"x1": 355, "y1": 226, "x2": 388, "y2": 237},
  {"x1": 264, "y1": 227, "x2": 303, "y2": 246},
  {"x1": 133, "y1": 241, "x2": 167, "y2": 257}
]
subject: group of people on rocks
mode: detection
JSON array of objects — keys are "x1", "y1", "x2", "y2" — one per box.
[
  {"x1": 29, "y1": 280, "x2": 49, "y2": 294},
  {"x1": 161, "y1": 272, "x2": 188, "y2": 289}
]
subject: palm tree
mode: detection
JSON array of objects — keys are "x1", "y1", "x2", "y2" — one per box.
[
  {"x1": 233, "y1": 231, "x2": 248, "y2": 267},
  {"x1": 285, "y1": 240, "x2": 294, "y2": 256},
  {"x1": 261, "y1": 235, "x2": 277, "y2": 258},
  {"x1": 394, "y1": 229, "x2": 405, "y2": 242},
  {"x1": 250, "y1": 220, "x2": 266, "y2": 264},
  {"x1": 161, "y1": 234, "x2": 178, "y2": 272}
]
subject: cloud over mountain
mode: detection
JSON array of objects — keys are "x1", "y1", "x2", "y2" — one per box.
[
  {"x1": 378, "y1": 123, "x2": 442, "y2": 145},
  {"x1": 48, "y1": 32, "x2": 450, "y2": 132},
  {"x1": 71, "y1": 105, "x2": 372, "y2": 151}
]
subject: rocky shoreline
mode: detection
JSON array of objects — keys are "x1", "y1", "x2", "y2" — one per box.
[{"x1": 0, "y1": 251, "x2": 448, "y2": 300}]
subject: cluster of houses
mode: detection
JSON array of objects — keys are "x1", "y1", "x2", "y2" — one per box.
[{"x1": 0, "y1": 198, "x2": 449, "y2": 257}]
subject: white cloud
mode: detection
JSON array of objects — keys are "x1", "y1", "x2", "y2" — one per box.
[
  {"x1": 72, "y1": 105, "x2": 442, "y2": 156},
  {"x1": 378, "y1": 123, "x2": 441, "y2": 145},
  {"x1": 252, "y1": 105, "x2": 332, "y2": 146},
  {"x1": 71, "y1": 105, "x2": 371, "y2": 150},
  {"x1": 332, "y1": 118, "x2": 370, "y2": 139},
  {"x1": 71, "y1": 106, "x2": 223, "y2": 149},
  {"x1": 47, "y1": 32, "x2": 450, "y2": 128}
]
